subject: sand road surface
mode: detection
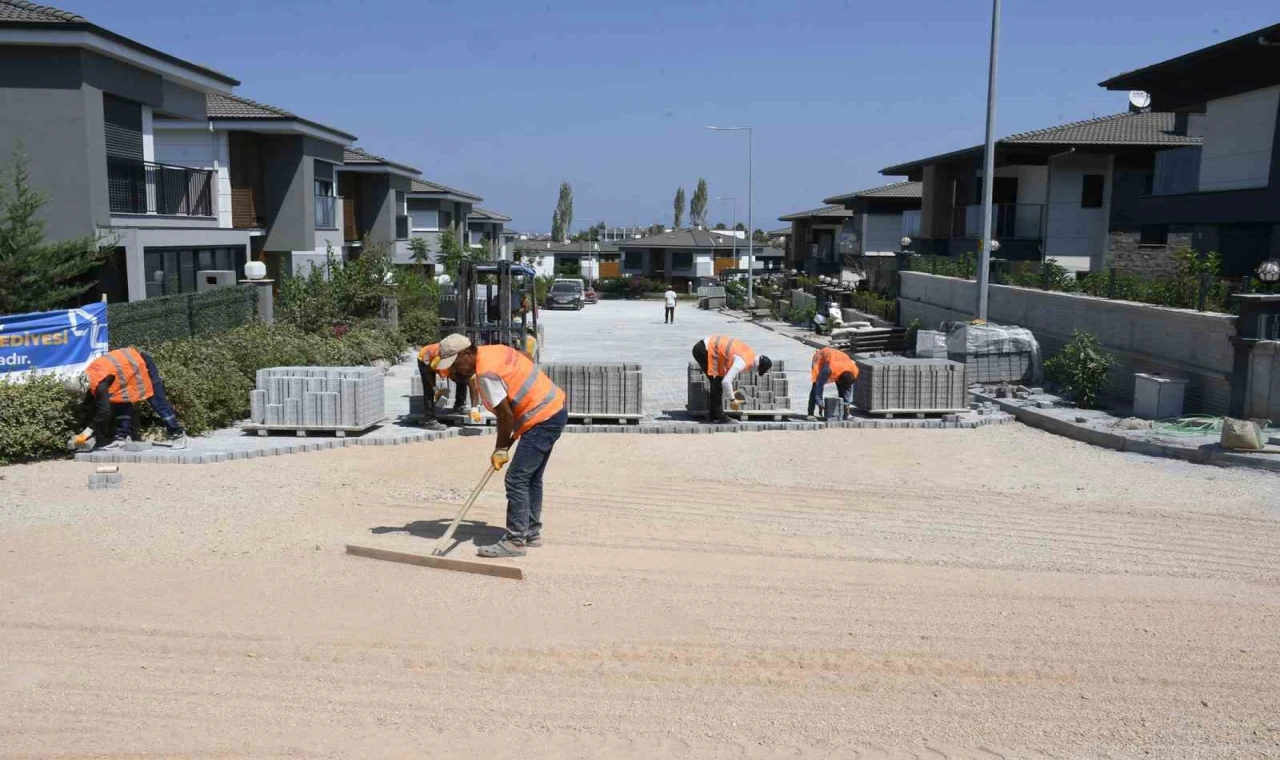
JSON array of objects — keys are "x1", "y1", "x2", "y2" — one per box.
[{"x1": 2, "y1": 424, "x2": 1280, "y2": 758}]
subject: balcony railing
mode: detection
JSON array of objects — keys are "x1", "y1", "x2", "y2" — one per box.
[
  {"x1": 395, "y1": 215, "x2": 409, "y2": 240},
  {"x1": 952, "y1": 203, "x2": 1044, "y2": 240},
  {"x1": 107, "y1": 157, "x2": 213, "y2": 217},
  {"x1": 315, "y1": 195, "x2": 338, "y2": 230}
]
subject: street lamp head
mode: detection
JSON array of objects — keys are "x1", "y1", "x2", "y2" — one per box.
[
  {"x1": 899, "y1": 236, "x2": 912, "y2": 249},
  {"x1": 1259, "y1": 259, "x2": 1280, "y2": 283},
  {"x1": 990, "y1": 240, "x2": 1001, "y2": 253}
]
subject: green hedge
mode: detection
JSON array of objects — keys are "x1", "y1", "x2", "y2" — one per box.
[
  {"x1": 109, "y1": 285, "x2": 257, "y2": 349},
  {"x1": 0, "y1": 321, "x2": 407, "y2": 464}
]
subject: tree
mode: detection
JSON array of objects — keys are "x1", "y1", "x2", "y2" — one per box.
[
  {"x1": 714, "y1": 222, "x2": 727, "y2": 230},
  {"x1": 734, "y1": 222, "x2": 746, "y2": 232},
  {"x1": 438, "y1": 228, "x2": 481, "y2": 279},
  {"x1": 647, "y1": 223, "x2": 665, "y2": 236},
  {"x1": 0, "y1": 147, "x2": 107, "y2": 313},
  {"x1": 551, "y1": 210, "x2": 563, "y2": 243},
  {"x1": 673, "y1": 187, "x2": 685, "y2": 229},
  {"x1": 555, "y1": 182, "x2": 574, "y2": 242},
  {"x1": 690, "y1": 178, "x2": 708, "y2": 228},
  {"x1": 752, "y1": 228, "x2": 768, "y2": 244},
  {"x1": 408, "y1": 237, "x2": 431, "y2": 272}
]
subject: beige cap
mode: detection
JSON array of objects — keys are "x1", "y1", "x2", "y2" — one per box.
[{"x1": 434, "y1": 334, "x2": 473, "y2": 371}]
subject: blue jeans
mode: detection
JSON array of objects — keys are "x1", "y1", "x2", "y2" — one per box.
[
  {"x1": 503, "y1": 406, "x2": 567, "y2": 541},
  {"x1": 113, "y1": 352, "x2": 183, "y2": 440},
  {"x1": 808, "y1": 367, "x2": 854, "y2": 417}
]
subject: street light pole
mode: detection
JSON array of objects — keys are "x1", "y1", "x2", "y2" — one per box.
[
  {"x1": 707, "y1": 125, "x2": 754, "y2": 306},
  {"x1": 975, "y1": 0, "x2": 1001, "y2": 322}
]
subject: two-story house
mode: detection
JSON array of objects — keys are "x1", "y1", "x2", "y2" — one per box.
[
  {"x1": 1100, "y1": 23, "x2": 1280, "y2": 277},
  {"x1": 467, "y1": 207, "x2": 513, "y2": 260},
  {"x1": 336, "y1": 146, "x2": 420, "y2": 261},
  {"x1": 401, "y1": 178, "x2": 483, "y2": 267},
  {"x1": 0, "y1": 0, "x2": 243, "y2": 302},
  {"x1": 880, "y1": 111, "x2": 1201, "y2": 274},
  {"x1": 779, "y1": 181, "x2": 923, "y2": 276}
]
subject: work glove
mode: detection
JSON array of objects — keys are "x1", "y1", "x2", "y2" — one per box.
[
  {"x1": 490, "y1": 448, "x2": 510, "y2": 471},
  {"x1": 729, "y1": 399, "x2": 742, "y2": 412},
  {"x1": 68, "y1": 428, "x2": 96, "y2": 452},
  {"x1": 433, "y1": 388, "x2": 451, "y2": 401},
  {"x1": 469, "y1": 406, "x2": 484, "y2": 424}
]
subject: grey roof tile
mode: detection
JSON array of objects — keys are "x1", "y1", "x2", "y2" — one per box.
[
  {"x1": 206, "y1": 92, "x2": 355, "y2": 142},
  {"x1": 409, "y1": 178, "x2": 482, "y2": 202},
  {"x1": 778, "y1": 204, "x2": 853, "y2": 222},
  {"x1": 822, "y1": 180, "x2": 922, "y2": 205},
  {"x1": 0, "y1": 0, "x2": 83, "y2": 22},
  {"x1": 342, "y1": 146, "x2": 420, "y2": 174},
  {"x1": 469, "y1": 207, "x2": 511, "y2": 222}
]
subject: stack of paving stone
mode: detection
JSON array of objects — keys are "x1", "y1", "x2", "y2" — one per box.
[
  {"x1": 852, "y1": 355, "x2": 967, "y2": 414},
  {"x1": 687, "y1": 360, "x2": 791, "y2": 415},
  {"x1": 249, "y1": 367, "x2": 385, "y2": 430},
  {"x1": 541, "y1": 363, "x2": 643, "y2": 418},
  {"x1": 945, "y1": 322, "x2": 1040, "y2": 385},
  {"x1": 408, "y1": 374, "x2": 465, "y2": 416}
]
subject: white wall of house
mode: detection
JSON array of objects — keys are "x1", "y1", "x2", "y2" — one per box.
[
  {"x1": 1197, "y1": 85, "x2": 1280, "y2": 192},
  {"x1": 862, "y1": 213, "x2": 904, "y2": 254},
  {"x1": 1043, "y1": 153, "x2": 1112, "y2": 272},
  {"x1": 141, "y1": 105, "x2": 155, "y2": 163},
  {"x1": 153, "y1": 127, "x2": 232, "y2": 227},
  {"x1": 695, "y1": 253, "x2": 715, "y2": 278}
]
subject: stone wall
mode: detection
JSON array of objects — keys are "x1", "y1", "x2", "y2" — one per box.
[
  {"x1": 1108, "y1": 232, "x2": 1193, "y2": 278},
  {"x1": 898, "y1": 271, "x2": 1238, "y2": 414}
]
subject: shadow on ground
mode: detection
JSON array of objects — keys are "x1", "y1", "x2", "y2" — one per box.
[{"x1": 370, "y1": 519, "x2": 506, "y2": 548}]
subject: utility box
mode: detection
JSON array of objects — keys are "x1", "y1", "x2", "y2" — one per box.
[
  {"x1": 195, "y1": 270, "x2": 236, "y2": 292},
  {"x1": 1133, "y1": 373, "x2": 1187, "y2": 420}
]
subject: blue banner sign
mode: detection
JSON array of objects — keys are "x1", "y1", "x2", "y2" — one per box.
[{"x1": 0, "y1": 302, "x2": 109, "y2": 378}]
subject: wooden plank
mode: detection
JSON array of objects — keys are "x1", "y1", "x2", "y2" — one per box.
[{"x1": 346, "y1": 544, "x2": 523, "y2": 581}]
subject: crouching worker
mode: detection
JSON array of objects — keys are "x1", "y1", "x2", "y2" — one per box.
[
  {"x1": 808, "y1": 347, "x2": 859, "y2": 421},
  {"x1": 435, "y1": 334, "x2": 567, "y2": 559},
  {"x1": 691, "y1": 335, "x2": 772, "y2": 424},
  {"x1": 65, "y1": 347, "x2": 186, "y2": 451},
  {"x1": 417, "y1": 341, "x2": 470, "y2": 431}
]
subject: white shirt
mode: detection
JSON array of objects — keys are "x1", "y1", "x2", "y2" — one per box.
[
  {"x1": 664, "y1": 290, "x2": 677, "y2": 308},
  {"x1": 704, "y1": 335, "x2": 750, "y2": 391},
  {"x1": 476, "y1": 375, "x2": 507, "y2": 410}
]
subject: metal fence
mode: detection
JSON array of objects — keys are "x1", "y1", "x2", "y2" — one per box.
[{"x1": 107, "y1": 157, "x2": 213, "y2": 217}]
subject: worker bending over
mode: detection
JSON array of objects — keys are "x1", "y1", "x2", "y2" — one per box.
[
  {"x1": 417, "y1": 341, "x2": 471, "y2": 431},
  {"x1": 808, "y1": 346, "x2": 859, "y2": 420},
  {"x1": 436, "y1": 334, "x2": 567, "y2": 559},
  {"x1": 691, "y1": 335, "x2": 772, "y2": 424},
  {"x1": 64, "y1": 347, "x2": 186, "y2": 451}
]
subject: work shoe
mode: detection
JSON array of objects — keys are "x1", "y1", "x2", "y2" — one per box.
[
  {"x1": 168, "y1": 432, "x2": 188, "y2": 450},
  {"x1": 477, "y1": 539, "x2": 526, "y2": 558},
  {"x1": 422, "y1": 419, "x2": 447, "y2": 432},
  {"x1": 101, "y1": 439, "x2": 127, "y2": 451},
  {"x1": 525, "y1": 534, "x2": 543, "y2": 548}
]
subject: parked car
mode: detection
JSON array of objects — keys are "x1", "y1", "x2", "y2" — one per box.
[
  {"x1": 583, "y1": 285, "x2": 598, "y2": 304},
  {"x1": 545, "y1": 280, "x2": 585, "y2": 310}
]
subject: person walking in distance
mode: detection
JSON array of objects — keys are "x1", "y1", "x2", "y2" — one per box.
[
  {"x1": 664, "y1": 286, "x2": 677, "y2": 324},
  {"x1": 691, "y1": 335, "x2": 772, "y2": 424},
  {"x1": 808, "y1": 347, "x2": 859, "y2": 421},
  {"x1": 435, "y1": 334, "x2": 568, "y2": 559},
  {"x1": 64, "y1": 346, "x2": 186, "y2": 451}
]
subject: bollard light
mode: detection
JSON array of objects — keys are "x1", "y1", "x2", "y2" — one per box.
[
  {"x1": 990, "y1": 240, "x2": 1001, "y2": 253},
  {"x1": 899, "y1": 236, "x2": 912, "y2": 250},
  {"x1": 244, "y1": 261, "x2": 267, "y2": 280},
  {"x1": 1258, "y1": 259, "x2": 1280, "y2": 284}
]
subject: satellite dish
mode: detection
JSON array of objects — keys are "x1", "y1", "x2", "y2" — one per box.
[{"x1": 1128, "y1": 91, "x2": 1151, "y2": 111}]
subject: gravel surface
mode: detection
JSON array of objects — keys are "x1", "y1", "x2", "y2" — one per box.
[{"x1": 2, "y1": 424, "x2": 1279, "y2": 758}]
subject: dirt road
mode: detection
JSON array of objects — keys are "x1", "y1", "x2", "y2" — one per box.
[{"x1": 3, "y1": 425, "x2": 1279, "y2": 758}]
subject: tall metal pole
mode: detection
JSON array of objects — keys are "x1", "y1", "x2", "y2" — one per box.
[
  {"x1": 975, "y1": 0, "x2": 1001, "y2": 321},
  {"x1": 747, "y1": 127, "x2": 754, "y2": 307}
]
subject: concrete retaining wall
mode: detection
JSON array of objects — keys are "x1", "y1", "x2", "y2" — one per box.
[
  {"x1": 898, "y1": 271, "x2": 1237, "y2": 413},
  {"x1": 1246, "y1": 341, "x2": 1280, "y2": 420}
]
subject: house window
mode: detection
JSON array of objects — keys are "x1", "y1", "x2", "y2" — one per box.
[
  {"x1": 1081, "y1": 174, "x2": 1105, "y2": 208},
  {"x1": 143, "y1": 246, "x2": 247, "y2": 297},
  {"x1": 672, "y1": 252, "x2": 693, "y2": 270},
  {"x1": 395, "y1": 191, "x2": 406, "y2": 215},
  {"x1": 315, "y1": 179, "x2": 334, "y2": 198},
  {"x1": 1139, "y1": 225, "x2": 1169, "y2": 246},
  {"x1": 411, "y1": 209, "x2": 439, "y2": 231},
  {"x1": 624, "y1": 251, "x2": 642, "y2": 270}
]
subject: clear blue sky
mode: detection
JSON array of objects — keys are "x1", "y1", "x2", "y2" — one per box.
[{"x1": 68, "y1": 0, "x2": 1276, "y2": 233}]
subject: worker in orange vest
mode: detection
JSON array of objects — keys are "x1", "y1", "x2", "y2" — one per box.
[
  {"x1": 436, "y1": 334, "x2": 567, "y2": 559},
  {"x1": 63, "y1": 347, "x2": 186, "y2": 451},
  {"x1": 808, "y1": 347, "x2": 859, "y2": 421},
  {"x1": 417, "y1": 341, "x2": 471, "y2": 431},
  {"x1": 691, "y1": 335, "x2": 772, "y2": 423}
]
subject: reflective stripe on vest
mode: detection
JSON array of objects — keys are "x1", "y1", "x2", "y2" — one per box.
[
  {"x1": 707, "y1": 335, "x2": 755, "y2": 377},
  {"x1": 812, "y1": 348, "x2": 858, "y2": 384},
  {"x1": 89, "y1": 348, "x2": 154, "y2": 403}
]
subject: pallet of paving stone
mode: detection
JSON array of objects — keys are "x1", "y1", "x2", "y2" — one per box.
[
  {"x1": 831, "y1": 327, "x2": 908, "y2": 353},
  {"x1": 542, "y1": 363, "x2": 643, "y2": 419},
  {"x1": 243, "y1": 421, "x2": 384, "y2": 438},
  {"x1": 852, "y1": 355, "x2": 967, "y2": 414},
  {"x1": 248, "y1": 366, "x2": 386, "y2": 434},
  {"x1": 686, "y1": 360, "x2": 792, "y2": 415}
]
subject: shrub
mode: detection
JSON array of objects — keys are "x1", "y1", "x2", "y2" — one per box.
[
  {"x1": 0, "y1": 374, "x2": 78, "y2": 465},
  {"x1": 849, "y1": 288, "x2": 897, "y2": 322},
  {"x1": 1044, "y1": 330, "x2": 1115, "y2": 409},
  {"x1": 278, "y1": 243, "x2": 396, "y2": 331},
  {"x1": 787, "y1": 304, "x2": 816, "y2": 326},
  {"x1": 595, "y1": 276, "x2": 664, "y2": 299}
]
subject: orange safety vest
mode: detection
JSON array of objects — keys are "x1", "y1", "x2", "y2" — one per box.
[
  {"x1": 418, "y1": 343, "x2": 450, "y2": 378},
  {"x1": 474, "y1": 345, "x2": 565, "y2": 438},
  {"x1": 811, "y1": 347, "x2": 859, "y2": 384},
  {"x1": 84, "y1": 347, "x2": 155, "y2": 404},
  {"x1": 704, "y1": 335, "x2": 757, "y2": 378}
]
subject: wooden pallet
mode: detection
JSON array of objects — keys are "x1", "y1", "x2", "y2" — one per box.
[
  {"x1": 567, "y1": 414, "x2": 642, "y2": 426},
  {"x1": 438, "y1": 411, "x2": 498, "y2": 427},
  {"x1": 244, "y1": 420, "x2": 385, "y2": 438},
  {"x1": 688, "y1": 410, "x2": 795, "y2": 422},
  {"x1": 858, "y1": 408, "x2": 965, "y2": 419}
]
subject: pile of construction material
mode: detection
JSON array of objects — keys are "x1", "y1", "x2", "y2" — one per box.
[
  {"x1": 945, "y1": 322, "x2": 1041, "y2": 385},
  {"x1": 853, "y1": 355, "x2": 967, "y2": 414},
  {"x1": 687, "y1": 361, "x2": 792, "y2": 415},
  {"x1": 697, "y1": 285, "x2": 726, "y2": 310},
  {"x1": 248, "y1": 367, "x2": 386, "y2": 431},
  {"x1": 542, "y1": 363, "x2": 644, "y2": 419},
  {"x1": 408, "y1": 374, "x2": 465, "y2": 417}
]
